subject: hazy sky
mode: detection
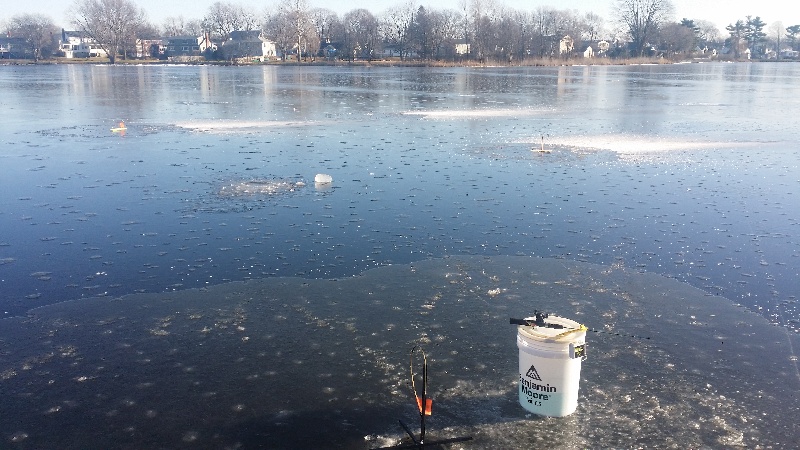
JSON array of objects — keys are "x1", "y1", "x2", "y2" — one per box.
[{"x1": 2, "y1": 0, "x2": 798, "y2": 35}]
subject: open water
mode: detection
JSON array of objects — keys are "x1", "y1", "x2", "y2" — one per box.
[{"x1": 0, "y1": 63, "x2": 798, "y2": 448}]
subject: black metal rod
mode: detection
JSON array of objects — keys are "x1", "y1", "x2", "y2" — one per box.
[
  {"x1": 509, "y1": 318, "x2": 531, "y2": 325},
  {"x1": 510, "y1": 317, "x2": 651, "y2": 340},
  {"x1": 509, "y1": 317, "x2": 565, "y2": 329},
  {"x1": 420, "y1": 357, "x2": 426, "y2": 445},
  {"x1": 398, "y1": 420, "x2": 418, "y2": 445}
]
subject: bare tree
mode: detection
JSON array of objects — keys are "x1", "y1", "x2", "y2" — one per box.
[
  {"x1": 71, "y1": 0, "x2": 148, "y2": 63},
  {"x1": 436, "y1": 8, "x2": 465, "y2": 60},
  {"x1": 264, "y1": 9, "x2": 294, "y2": 60},
  {"x1": 514, "y1": 10, "x2": 536, "y2": 61},
  {"x1": 203, "y1": 1, "x2": 258, "y2": 40},
  {"x1": 264, "y1": 1, "x2": 317, "y2": 61},
  {"x1": 768, "y1": 21, "x2": 783, "y2": 57},
  {"x1": 162, "y1": 16, "x2": 203, "y2": 37},
  {"x1": 494, "y1": 6, "x2": 523, "y2": 63},
  {"x1": 7, "y1": 13, "x2": 59, "y2": 60},
  {"x1": 557, "y1": 9, "x2": 586, "y2": 53},
  {"x1": 657, "y1": 22, "x2": 695, "y2": 57},
  {"x1": 531, "y1": 6, "x2": 559, "y2": 57},
  {"x1": 309, "y1": 7, "x2": 342, "y2": 46},
  {"x1": 531, "y1": 6, "x2": 580, "y2": 58},
  {"x1": 379, "y1": 1, "x2": 416, "y2": 60},
  {"x1": 467, "y1": 0, "x2": 503, "y2": 61},
  {"x1": 614, "y1": 0, "x2": 674, "y2": 56},
  {"x1": 694, "y1": 19, "x2": 721, "y2": 46},
  {"x1": 583, "y1": 12, "x2": 605, "y2": 42},
  {"x1": 285, "y1": 0, "x2": 317, "y2": 60},
  {"x1": 342, "y1": 9, "x2": 379, "y2": 61}
]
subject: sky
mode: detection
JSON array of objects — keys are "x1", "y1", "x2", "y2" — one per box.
[{"x1": 2, "y1": 0, "x2": 798, "y2": 36}]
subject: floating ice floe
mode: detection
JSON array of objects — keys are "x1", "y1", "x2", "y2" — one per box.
[{"x1": 314, "y1": 173, "x2": 333, "y2": 184}]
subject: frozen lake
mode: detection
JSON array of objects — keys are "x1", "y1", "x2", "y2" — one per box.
[{"x1": 1, "y1": 63, "x2": 799, "y2": 447}]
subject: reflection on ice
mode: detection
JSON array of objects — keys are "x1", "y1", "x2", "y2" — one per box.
[{"x1": 1, "y1": 256, "x2": 797, "y2": 448}]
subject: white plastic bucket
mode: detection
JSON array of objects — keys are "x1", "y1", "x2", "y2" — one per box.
[{"x1": 516, "y1": 315, "x2": 587, "y2": 417}]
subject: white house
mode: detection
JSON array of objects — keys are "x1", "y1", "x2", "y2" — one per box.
[
  {"x1": 597, "y1": 40, "x2": 610, "y2": 56},
  {"x1": 221, "y1": 30, "x2": 276, "y2": 61},
  {"x1": 780, "y1": 49, "x2": 799, "y2": 59},
  {"x1": 59, "y1": 29, "x2": 107, "y2": 58},
  {"x1": 559, "y1": 35, "x2": 574, "y2": 55}
]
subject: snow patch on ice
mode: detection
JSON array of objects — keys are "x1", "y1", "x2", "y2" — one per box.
[
  {"x1": 176, "y1": 120, "x2": 315, "y2": 132},
  {"x1": 404, "y1": 109, "x2": 549, "y2": 119},
  {"x1": 516, "y1": 134, "x2": 759, "y2": 154}
]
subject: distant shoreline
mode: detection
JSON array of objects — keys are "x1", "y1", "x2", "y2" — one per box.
[{"x1": 3, "y1": 56, "x2": 791, "y2": 67}]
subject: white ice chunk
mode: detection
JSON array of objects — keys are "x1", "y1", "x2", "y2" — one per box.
[{"x1": 314, "y1": 174, "x2": 333, "y2": 184}]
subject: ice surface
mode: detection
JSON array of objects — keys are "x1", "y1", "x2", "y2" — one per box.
[
  {"x1": 1, "y1": 256, "x2": 797, "y2": 448},
  {"x1": 2, "y1": 64, "x2": 800, "y2": 448}
]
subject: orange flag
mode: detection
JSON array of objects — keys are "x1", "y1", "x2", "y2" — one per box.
[{"x1": 416, "y1": 395, "x2": 432, "y2": 416}]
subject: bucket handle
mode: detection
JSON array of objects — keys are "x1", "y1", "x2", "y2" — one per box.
[{"x1": 554, "y1": 324, "x2": 588, "y2": 339}]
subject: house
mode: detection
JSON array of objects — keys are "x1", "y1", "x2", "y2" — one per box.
[
  {"x1": 455, "y1": 40, "x2": 470, "y2": 56},
  {"x1": 318, "y1": 39, "x2": 342, "y2": 60},
  {"x1": 165, "y1": 35, "x2": 216, "y2": 61},
  {"x1": 780, "y1": 49, "x2": 799, "y2": 59},
  {"x1": 0, "y1": 37, "x2": 31, "y2": 59},
  {"x1": 597, "y1": 40, "x2": 609, "y2": 54},
  {"x1": 221, "y1": 30, "x2": 276, "y2": 62},
  {"x1": 583, "y1": 46, "x2": 594, "y2": 58},
  {"x1": 382, "y1": 43, "x2": 403, "y2": 58},
  {"x1": 559, "y1": 35, "x2": 574, "y2": 55},
  {"x1": 135, "y1": 38, "x2": 165, "y2": 59},
  {"x1": 59, "y1": 29, "x2": 107, "y2": 58},
  {"x1": 322, "y1": 44, "x2": 337, "y2": 59}
]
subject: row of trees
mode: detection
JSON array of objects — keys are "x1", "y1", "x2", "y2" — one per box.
[
  {"x1": 3, "y1": 0, "x2": 800, "y2": 63},
  {"x1": 725, "y1": 16, "x2": 800, "y2": 59}
]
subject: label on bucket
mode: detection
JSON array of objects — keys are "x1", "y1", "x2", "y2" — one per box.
[{"x1": 519, "y1": 365, "x2": 563, "y2": 414}]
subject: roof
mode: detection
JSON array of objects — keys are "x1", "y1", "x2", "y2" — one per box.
[
  {"x1": 229, "y1": 30, "x2": 262, "y2": 41},
  {"x1": 165, "y1": 35, "x2": 201, "y2": 43}
]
